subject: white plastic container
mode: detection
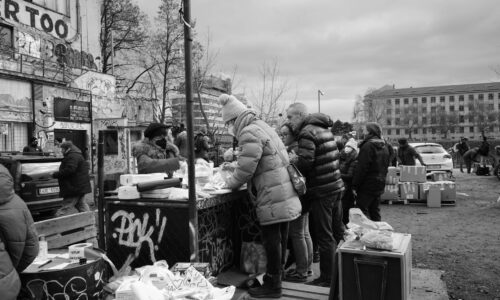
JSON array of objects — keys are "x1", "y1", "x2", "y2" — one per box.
[{"x1": 38, "y1": 236, "x2": 48, "y2": 260}]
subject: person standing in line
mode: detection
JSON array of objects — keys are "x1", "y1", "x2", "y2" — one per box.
[
  {"x1": 454, "y1": 137, "x2": 470, "y2": 172},
  {"x1": 0, "y1": 164, "x2": 39, "y2": 300},
  {"x1": 279, "y1": 123, "x2": 313, "y2": 283},
  {"x1": 194, "y1": 128, "x2": 211, "y2": 162},
  {"x1": 52, "y1": 141, "x2": 92, "y2": 217},
  {"x1": 219, "y1": 94, "x2": 301, "y2": 298},
  {"x1": 397, "y1": 137, "x2": 426, "y2": 166},
  {"x1": 23, "y1": 137, "x2": 43, "y2": 154},
  {"x1": 174, "y1": 124, "x2": 188, "y2": 158},
  {"x1": 286, "y1": 102, "x2": 344, "y2": 288},
  {"x1": 352, "y1": 123, "x2": 390, "y2": 221},
  {"x1": 339, "y1": 138, "x2": 358, "y2": 225}
]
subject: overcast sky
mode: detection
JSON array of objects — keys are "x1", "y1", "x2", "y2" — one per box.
[{"x1": 139, "y1": 0, "x2": 500, "y2": 121}]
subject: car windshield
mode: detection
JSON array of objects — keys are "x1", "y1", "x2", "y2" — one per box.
[
  {"x1": 21, "y1": 162, "x2": 61, "y2": 180},
  {"x1": 414, "y1": 145, "x2": 445, "y2": 154}
]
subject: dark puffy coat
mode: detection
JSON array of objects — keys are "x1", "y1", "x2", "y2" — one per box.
[
  {"x1": 293, "y1": 113, "x2": 344, "y2": 198},
  {"x1": 53, "y1": 145, "x2": 91, "y2": 197},
  {"x1": 397, "y1": 144, "x2": 419, "y2": 166},
  {"x1": 132, "y1": 139, "x2": 180, "y2": 174},
  {"x1": 0, "y1": 165, "x2": 39, "y2": 300},
  {"x1": 225, "y1": 111, "x2": 301, "y2": 225},
  {"x1": 352, "y1": 134, "x2": 390, "y2": 194},
  {"x1": 456, "y1": 141, "x2": 470, "y2": 156},
  {"x1": 339, "y1": 148, "x2": 358, "y2": 186}
]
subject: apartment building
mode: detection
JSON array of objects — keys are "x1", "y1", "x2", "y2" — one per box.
[{"x1": 364, "y1": 82, "x2": 500, "y2": 141}]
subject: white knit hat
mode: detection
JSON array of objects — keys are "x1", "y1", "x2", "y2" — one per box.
[{"x1": 219, "y1": 94, "x2": 247, "y2": 123}]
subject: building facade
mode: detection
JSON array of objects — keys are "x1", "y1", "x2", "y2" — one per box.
[{"x1": 364, "y1": 82, "x2": 500, "y2": 141}]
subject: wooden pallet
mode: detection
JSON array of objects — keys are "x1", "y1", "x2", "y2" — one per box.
[
  {"x1": 237, "y1": 281, "x2": 330, "y2": 300},
  {"x1": 407, "y1": 199, "x2": 456, "y2": 206},
  {"x1": 34, "y1": 211, "x2": 98, "y2": 249},
  {"x1": 381, "y1": 199, "x2": 409, "y2": 205}
]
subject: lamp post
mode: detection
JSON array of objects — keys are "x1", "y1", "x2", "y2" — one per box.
[{"x1": 318, "y1": 90, "x2": 324, "y2": 113}]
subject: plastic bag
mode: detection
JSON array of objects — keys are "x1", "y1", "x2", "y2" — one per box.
[
  {"x1": 347, "y1": 208, "x2": 393, "y2": 231},
  {"x1": 359, "y1": 230, "x2": 394, "y2": 251}
]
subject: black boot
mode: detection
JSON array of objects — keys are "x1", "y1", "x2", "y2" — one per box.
[{"x1": 248, "y1": 273, "x2": 282, "y2": 298}]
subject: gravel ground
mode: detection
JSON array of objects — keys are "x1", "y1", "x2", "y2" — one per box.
[{"x1": 382, "y1": 169, "x2": 500, "y2": 300}]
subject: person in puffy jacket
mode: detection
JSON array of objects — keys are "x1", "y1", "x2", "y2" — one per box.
[
  {"x1": 352, "y1": 123, "x2": 391, "y2": 221},
  {"x1": 220, "y1": 94, "x2": 301, "y2": 298},
  {"x1": 286, "y1": 102, "x2": 344, "y2": 288},
  {"x1": 53, "y1": 141, "x2": 92, "y2": 217},
  {"x1": 132, "y1": 123, "x2": 180, "y2": 174},
  {"x1": 339, "y1": 138, "x2": 358, "y2": 225},
  {"x1": 0, "y1": 164, "x2": 39, "y2": 300}
]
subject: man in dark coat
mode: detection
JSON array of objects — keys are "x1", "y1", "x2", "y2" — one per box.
[
  {"x1": 23, "y1": 137, "x2": 43, "y2": 154},
  {"x1": 352, "y1": 123, "x2": 390, "y2": 221},
  {"x1": 287, "y1": 102, "x2": 344, "y2": 288},
  {"x1": 0, "y1": 164, "x2": 39, "y2": 299},
  {"x1": 52, "y1": 141, "x2": 91, "y2": 217},
  {"x1": 339, "y1": 139, "x2": 358, "y2": 225},
  {"x1": 454, "y1": 137, "x2": 470, "y2": 172},
  {"x1": 397, "y1": 138, "x2": 425, "y2": 166},
  {"x1": 132, "y1": 123, "x2": 180, "y2": 174}
]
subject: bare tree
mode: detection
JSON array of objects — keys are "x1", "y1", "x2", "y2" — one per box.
[
  {"x1": 400, "y1": 103, "x2": 421, "y2": 139},
  {"x1": 429, "y1": 104, "x2": 459, "y2": 139},
  {"x1": 252, "y1": 59, "x2": 291, "y2": 125},
  {"x1": 100, "y1": 0, "x2": 148, "y2": 75},
  {"x1": 468, "y1": 98, "x2": 497, "y2": 136}
]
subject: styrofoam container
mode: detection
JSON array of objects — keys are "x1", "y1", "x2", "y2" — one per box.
[{"x1": 120, "y1": 173, "x2": 166, "y2": 186}]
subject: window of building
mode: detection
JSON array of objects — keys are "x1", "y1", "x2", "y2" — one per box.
[
  {"x1": 431, "y1": 128, "x2": 436, "y2": 134},
  {"x1": 498, "y1": 93, "x2": 500, "y2": 99},
  {"x1": 395, "y1": 99, "x2": 400, "y2": 104},
  {"x1": 459, "y1": 95, "x2": 464, "y2": 101},
  {"x1": 469, "y1": 127, "x2": 474, "y2": 133},
  {"x1": 386, "y1": 99, "x2": 391, "y2": 105},
  {"x1": 488, "y1": 104, "x2": 494, "y2": 110},
  {"x1": 459, "y1": 105, "x2": 464, "y2": 111},
  {"x1": 449, "y1": 106, "x2": 455, "y2": 111},
  {"x1": 395, "y1": 108, "x2": 400, "y2": 114},
  {"x1": 412, "y1": 98, "x2": 418, "y2": 104},
  {"x1": 431, "y1": 107, "x2": 436, "y2": 113},
  {"x1": 431, "y1": 117, "x2": 436, "y2": 124},
  {"x1": 488, "y1": 93, "x2": 494, "y2": 100},
  {"x1": 459, "y1": 127, "x2": 464, "y2": 133},
  {"x1": 431, "y1": 97, "x2": 436, "y2": 103},
  {"x1": 450, "y1": 95, "x2": 455, "y2": 101},
  {"x1": 404, "y1": 98, "x2": 409, "y2": 104},
  {"x1": 422, "y1": 128, "x2": 427, "y2": 134},
  {"x1": 439, "y1": 96, "x2": 445, "y2": 102},
  {"x1": 0, "y1": 24, "x2": 14, "y2": 52},
  {"x1": 459, "y1": 115, "x2": 465, "y2": 123},
  {"x1": 413, "y1": 128, "x2": 418, "y2": 134},
  {"x1": 395, "y1": 119, "x2": 400, "y2": 125},
  {"x1": 469, "y1": 94, "x2": 474, "y2": 100},
  {"x1": 450, "y1": 128, "x2": 455, "y2": 133},
  {"x1": 422, "y1": 97, "x2": 427, "y2": 103},
  {"x1": 387, "y1": 129, "x2": 392, "y2": 135},
  {"x1": 386, "y1": 109, "x2": 392, "y2": 115},
  {"x1": 0, "y1": 122, "x2": 29, "y2": 152},
  {"x1": 422, "y1": 117, "x2": 427, "y2": 124},
  {"x1": 396, "y1": 129, "x2": 400, "y2": 135},
  {"x1": 478, "y1": 94, "x2": 484, "y2": 100},
  {"x1": 387, "y1": 119, "x2": 392, "y2": 126},
  {"x1": 422, "y1": 107, "x2": 427, "y2": 114}
]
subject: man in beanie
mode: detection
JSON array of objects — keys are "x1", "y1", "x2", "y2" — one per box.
[
  {"x1": 352, "y1": 122, "x2": 391, "y2": 221},
  {"x1": 132, "y1": 123, "x2": 180, "y2": 174},
  {"x1": 23, "y1": 137, "x2": 43, "y2": 154},
  {"x1": 286, "y1": 102, "x2": 344, "y2": 288},
  {"x1": 219, "y1": 94, "x2": 301, "y2": 298},
  {"x1": 397, "y1": 137, "x2": 425, "y2": 166}
]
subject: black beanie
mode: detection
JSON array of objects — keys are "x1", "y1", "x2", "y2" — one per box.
[
  {"x1": 366, "y1": 122, "x2": 382, "y2": 138},
  {"x1": 144, "y1": 123, "x2": 167, "y2": 139}
]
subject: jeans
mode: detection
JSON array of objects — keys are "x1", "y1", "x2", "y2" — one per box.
[
  {"x1": 261, "y1": 221, "x2": 289, "y2": 276},
  {"x1": 55, "y1": 194, "x2": 90, "y2": 217},
  {"x1": 310, "y1": 192, "x2": 343, "y2": 280},
  {"x1": 357, "y1": 192, "x2": 382, "y2": 221},
  {"x1": 332, "y1": 197, "x2": 345, "y2": 243},
  {"x1": 289, "y1": 213, "x2": 313, "y2": 275}
]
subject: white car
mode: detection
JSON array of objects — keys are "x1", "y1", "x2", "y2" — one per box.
[{"x1": 409, "y1": 143, "x2": 453, "y2": 173}]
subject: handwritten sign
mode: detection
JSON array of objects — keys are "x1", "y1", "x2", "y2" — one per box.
[{"x1": 54, "y1": 97, "x2": 91, "y2": 123}]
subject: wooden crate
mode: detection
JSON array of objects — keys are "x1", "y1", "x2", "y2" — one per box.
[
  {"x1": 34, "y1": 211, "x2": 97, "y2": 249},
  {"x1": 339, "y1": 233, "x2": 412, "y2": 300}
]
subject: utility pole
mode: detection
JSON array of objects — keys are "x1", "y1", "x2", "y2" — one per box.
[{"x1": 182, "y1": 0, "x2": 198, "y2": 262}]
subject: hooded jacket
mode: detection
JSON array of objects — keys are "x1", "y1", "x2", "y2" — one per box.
[
  {"x1": 132, "y1": 139, "x2": 180, "y2": 174},
  {"x1": 225, "y1": 110, "x2": 301, "y2": 225},
  {"x1": 397, "y1": 143, "x2": 421, "y2": 166},
  {"x1": 352, "y1": 134, "x2": 390, "y2": 194},
  {"x1": 53, "y1": 145, "x2": 92, "y2": 197},
  {"x1": 339, "y1": 147, "x2": 358, "y2": 186},
  {"x1": 293, "y1": 113, "x2": 344, "y2": 198},
  {"x1": 0, "y1": 165, "x2": 39, "y2": 299}
]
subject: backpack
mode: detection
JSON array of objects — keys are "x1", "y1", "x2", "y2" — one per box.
[{"x1": 476, "y1": 166, "x2": 490, "y2": 176}]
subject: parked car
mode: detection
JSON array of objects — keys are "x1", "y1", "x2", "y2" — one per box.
[
  {"x1": 0, "y1": 153, "x2": 63, "y2": 215},
  {"x1": 409, "y1": 143, "x2": 453, "y2": 173}
]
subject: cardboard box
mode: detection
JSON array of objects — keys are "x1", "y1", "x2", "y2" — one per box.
[
  {"x1": 431, "y1": 172, "x2": 449, "y2": 182},
  {"x1": 381, "y1": 184, "x2": 399, "y2": 200},
  {"x1": 339, "y1": 233, "x2": 412, "y2": 300},
  {"x1": 419, "y1": 181, "x2": 456, "y2": 202},
  {"x1": 400, "y1": 166, "x2": 426, "y2": 183},
  {"x1": 417, "y1": 183, "x2": 430, "y2": 200},
  {"x1": 399, "y1": 182, "x2": 418, "y2": 200},
  {"x1": 386, "y1": 167, "x2": 399, "y2": 184},
  {"x1": 427, "y1": 185, "x2": 441, "y2": 207}
]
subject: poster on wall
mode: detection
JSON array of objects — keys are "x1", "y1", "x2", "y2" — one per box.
[{"x1": 54, "y1": 98, "x2": 91, "y2": 123}]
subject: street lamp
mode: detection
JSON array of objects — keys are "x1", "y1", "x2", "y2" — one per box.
[{"x1": 318, "y1": 90, "x2": 324, "y2": 113}]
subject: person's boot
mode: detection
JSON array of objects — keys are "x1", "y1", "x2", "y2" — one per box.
[{"x1": 248, "y1": 273, "x2": 282, "y2": 298}]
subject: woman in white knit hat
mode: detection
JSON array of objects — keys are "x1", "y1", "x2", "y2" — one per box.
[{"x1": 219, "y1": 94, "x2": 301, "y2": 298}]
